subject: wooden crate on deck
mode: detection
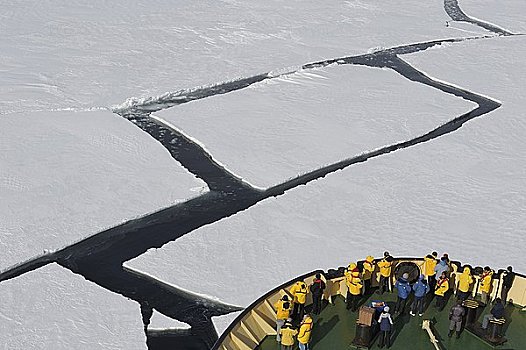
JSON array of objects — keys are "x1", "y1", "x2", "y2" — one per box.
[{"x1": 357, "y1": 306, "x2": 376, "y2": 326}]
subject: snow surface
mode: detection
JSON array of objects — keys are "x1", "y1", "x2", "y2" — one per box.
[
  {"x1": 1, "y1": 0, "x2": 525, "y2": 348},
  {"x1": 0, "y1": 109, "x2": 204, "y2": 268},
  {"x1": 1, "y1": 0, "x2": 480, "y2": 115},
  {"x1": 0, "y1": 264, "x2": 145, "y2": 350},
  {"x1": 461, "y1": 0, "x2": 526, "y2": 33}
]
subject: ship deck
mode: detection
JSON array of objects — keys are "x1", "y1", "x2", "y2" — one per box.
[{"x1": 256, "y1": 291, "x2": 526, "y2": 350}]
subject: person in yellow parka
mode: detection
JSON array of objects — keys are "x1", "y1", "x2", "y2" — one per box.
[
  {"x1": 362, "y1": 255, "x2": 376, "y2": 295},
  {"x1": 457, "y1": 266, "x2": 474, "y2": 301},
  {"x1": 274, "y1": 295, "x2": 292, "y2": 342},
  {"x1": 345, "y1": 263, "x2": 363, "y2": 312},
  {"x1": 290, "y1": 280, "x2": 308, "y2": 320},
  {"x1": 279, "y1": 319, "x2": 298, "y2": 350},
  {"x1": 377, "y1": 252, "x2": 393, "y2": 294},
  {"x1": 297, "y1": 314, "x2": 313, "y2": 350},
  {"x1": 480, "y1": 266, "x2": 494, "y2": 305},
  {"x1": 423, "y1": 251, "x2": 438, "y2": 291},
  {"x1": 434, "y1": 271, "x2": 449, "y2": 311}
]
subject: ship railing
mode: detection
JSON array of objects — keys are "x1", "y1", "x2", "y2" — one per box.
[{"x1": 212, "y1": 257, "x2": 526, "y2": 350}]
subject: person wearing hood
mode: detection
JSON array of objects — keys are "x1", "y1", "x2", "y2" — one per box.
[
  {"x1": 377, "y1": 252, "x2": 393, "y2": 295},
  {"x1": 290, "y1": 280, "x2": 308, "y2": 320},
  {"x1": 362, "y1": 255, "x2": 376, "y2": 295},
  {"x1": 435, "y1": 271, "x2": 449, "y2": 311},
  {"x1": 345, "y1": 263, "x2": 363, "y2": 312},
  {"x1": 410, "y1": 274, "x2": 430, "y2": 316},
  {"x1": 309, "y1": 273, "x2": 326, "y2": 315},
  {"x1": 274, "y1": 295, "x2": 293, "y2": 342},
  {"x1": 394, "y1": 273, "x2": 412, "y2": 315},
  {"x1": 434, "y1": 257, "x2": 450, "y2": 278},
  {"x1": 480, "y1": 266, "x2": 494, "y2": 305},
  {"x1": 457, "y1": 267, "x2": 474, "y2": 301},
  {"x1": 279, "y1": 319, "x2": 298, "y2": 350},
  {"x1": 378, "y1": 306, "x2": 393, "y2": 348},
  {"x1": 297, "y1": 314, "x2": 313, "y2": 350}
]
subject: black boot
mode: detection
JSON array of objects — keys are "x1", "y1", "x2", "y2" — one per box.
[
  {"x1": 456, "y1": 331, "x2": 461, "y2": 339},
  {"x1": 448, "y1": 330, "x2": 454, "y2": 338}
]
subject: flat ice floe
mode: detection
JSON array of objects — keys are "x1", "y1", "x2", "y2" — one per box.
[
  {"x1": 155, "y1": 64, "x2": 476, "y2": 188},
  {"x1": 0, "y1": 264, "x2": 146, "y2": 350},
  {"x1": 0, "y1": 109, "x2": 204, "y2": 268}
]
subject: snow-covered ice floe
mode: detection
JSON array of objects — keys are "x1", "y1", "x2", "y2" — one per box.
[
  {"x1": 0, "y1": 109, "x2": 204, "y2": 268},
  {"x1": 0, "y1": 264, "x2": 146, "y2": 350}
]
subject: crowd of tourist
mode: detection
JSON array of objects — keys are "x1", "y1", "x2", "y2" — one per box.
[{"x1": 273, "y1": 252, "x2": 517, "y2": 349}]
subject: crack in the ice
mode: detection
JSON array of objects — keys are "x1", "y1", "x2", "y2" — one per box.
[
  {"x1": 124, "y1": 113, "x2": 259, "y2": 193},
  {"x1": 112, "y1": 36, "x2": 493, "y2": 116},
  {"x1": 444, "y1": 0, "x2": 514, "y2": 36}
]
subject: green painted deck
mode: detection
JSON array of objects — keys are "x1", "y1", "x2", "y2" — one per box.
[{"x1": 256, "y1": 292, "x2": 526, "y2": 350}]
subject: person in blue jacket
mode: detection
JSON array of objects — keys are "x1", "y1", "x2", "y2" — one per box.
[
  {"x1": 434, "y1": 257, "x2": 450, "y2": 278},
  {"x1": 394, "y1": 273, "x2": 412, "y2": 315},
  {"x1": 410, "y1": 275, "x2": 430, "y2": 316}
]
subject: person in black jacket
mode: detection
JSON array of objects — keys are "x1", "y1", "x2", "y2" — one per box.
[
  {"x1": 310, "y1": 273, "x2": 326, "y2": 315},
  {"x1": 500, "y1": 266, "x2": 515, "y2": 305},
  {"x1": 482, "y1": 298, "x2": 505, "y2": 330}
]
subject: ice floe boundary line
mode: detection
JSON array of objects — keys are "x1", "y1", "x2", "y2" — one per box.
[
  {"x1": 444, "y1": 0, "x2": 515, "y2": 36},
  {"x1": 265, "y1": 54, "x2": 500, "y2": 197}
]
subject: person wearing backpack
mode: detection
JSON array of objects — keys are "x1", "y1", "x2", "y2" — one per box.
[
  {"x1": 274, "y1": 295, "x2": 293, "y2": 342},
  {"x1": 309, "y1": 273, "x2": 326, "y2": 315}
]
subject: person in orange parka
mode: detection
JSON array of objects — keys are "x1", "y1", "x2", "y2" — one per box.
[
  {"x1": 290, "y1": 280, "x2": 308, "y2": 320},
  {"x1": 279, "y1": 319, "x2": 297, "y2": 350},
  {"x1": 345, "y1": 263, "x2": 363, "y2": 312},
  {"x1": 480, "y1": 266, "x2": 494, "y2": 305},
  {"x1": 434, "y1": 271, "x2": 449, "y2": 311},
  {"x1": 377, "y1": 252, "x2": 393, "y2": 294},
  {"x1": 362, "y1": 255, "x2": 376, "y2": 295},
  {"x1": 423, "y1": 251, "x2": 438, "y2": 291},
  {"x1": 456, "y1": 266, "x2": 474, "y2": 301},
  {"x1": 297, "y1": 314, "x2": 313, "y2": 350},
  {"x1": 274, "y1": 295, "x2": 292, "y2": 342}
]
